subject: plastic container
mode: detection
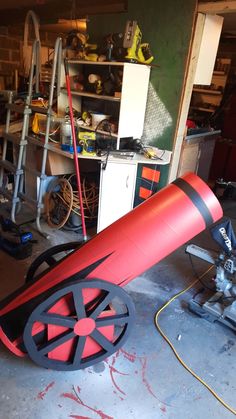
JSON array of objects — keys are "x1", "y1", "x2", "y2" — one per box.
[
  {"x1": 32, "y1": 113, "x2": 62, "y2": 136},
  {"x1": 60, "y1": 117, "x2": 72, "y2": 146},
  {"x1": 90, "y1": 112, "x2": 111, "y2": 129}
]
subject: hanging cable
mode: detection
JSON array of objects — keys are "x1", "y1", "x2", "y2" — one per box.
[{"x1": 45, "y1": 176, "x2": 98, "y2": 230}]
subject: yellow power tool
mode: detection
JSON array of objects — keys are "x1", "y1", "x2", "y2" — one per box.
[
  {"x1": 78, "y1": 131, "x2": 96, "y2": 156},
  {"x1": 123, "y1": 21, "x2": 154, "y2": 65}
]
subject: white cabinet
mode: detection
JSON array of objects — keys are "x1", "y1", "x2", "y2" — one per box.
[
  {"x1": 97, "y1": 161, "x2": 137, "y2": 232},
  {"x1": 57, "y1": 58, "x2": 151, "y2": 232},
  {"x1": 194, "y1": 14, "x2": 223, "y2": 85},
  {"x1": 177, "y1": 131, "x2": 220, "y2": 181},
  {"x1": 58, "y1": 60, "x2": 150, "y2": 149}
]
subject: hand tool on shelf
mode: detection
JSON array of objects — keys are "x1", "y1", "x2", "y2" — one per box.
[{"x1": 123, "y1": 20, "x2": 154, "y2": 64}]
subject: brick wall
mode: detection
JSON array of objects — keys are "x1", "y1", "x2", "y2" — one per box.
[
  {"x1": 0, "y1": 26, "x2": 21, "y2": 90},
  {"x1": 0, "y1": 25, "x2": 57, "y2": 90}
]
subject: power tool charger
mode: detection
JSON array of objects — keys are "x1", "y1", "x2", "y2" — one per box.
[{"x1": 0, "y1": 217, "x2": 33, "y2": 260}]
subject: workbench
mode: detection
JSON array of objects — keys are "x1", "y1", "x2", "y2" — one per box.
[
  {"x1": 0, "y1": 120, "x2": 171, "y2": 234},
  {"x1": 43, "y1": 143, "x2": 172, "y2": 232}
]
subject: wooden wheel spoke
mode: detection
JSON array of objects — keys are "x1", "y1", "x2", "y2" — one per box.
[
  {"x1": 44, "y1": 255, "x2": 57, "y2": 266},
  {"x1": 38, "y1": 312, "x2": 76, "y2": 329},
  {"x1": 73, "y1": 336, "x2": 87, "y2": 368},
  {"x1": 90, "y1": 329, "x2": 114, "y2": 353},
  {"x1": 73, "y1": 288, "x2": 86, "y2": 319},
  {"x1": 90, "y1": 292, "x2": 112, "y2": 320},
  {"x1": 96, "y1": 313, "x2": 130, "y2": 327},
  {"x1": 38, "y1": 330, "x2": 75, "y2": 356}
]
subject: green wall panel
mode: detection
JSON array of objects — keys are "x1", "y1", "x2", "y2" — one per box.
[{"x1": 89, "y1": 0, "x2": 196, "y2": 184}]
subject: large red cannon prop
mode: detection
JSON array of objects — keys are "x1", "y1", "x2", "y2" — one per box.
[{"x1": 0, "y1": 173, "x2": 223, "y2": 371}]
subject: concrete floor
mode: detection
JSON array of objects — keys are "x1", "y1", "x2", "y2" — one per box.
[{"x1": 0, "y1": 201, "x2": 235, "y2": 419}]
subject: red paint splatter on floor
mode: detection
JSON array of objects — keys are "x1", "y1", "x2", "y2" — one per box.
[
  {"x1": 107, "y1": 348, "x2": 165, "y2": 407},
  {"x1": 61, "y1": 389, "x2": 114, "y2": 419},
  {"x1": 106, "y1": 354, "x2": 129, "y2": 396},
  {"x1": 140, "y1": 357, "x2": 157, "y2": 399},
  {"x1": 36, "y1": 381, "x2": 55, "y2": 400},
  {"x1": 109, "y1": 366, "x2": 126, "y2": 396},
  {"x1": 120, "y1": 348, "x2": 136, "y2": 363},
  {"x1": 61, "y1": 392, "x2": 78, "y2": 403}
]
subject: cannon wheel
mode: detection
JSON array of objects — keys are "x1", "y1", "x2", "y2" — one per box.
[
  {"x1": 25, "y1": 242, "x2": 82, "y2": 282},
  {"x1": 23, "y1": 279, "x2": 135, "y2": 371}
]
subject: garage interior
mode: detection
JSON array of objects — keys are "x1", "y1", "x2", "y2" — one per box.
[{"x1": 0, "y1": 1, "x2": 236, "y2": 418}]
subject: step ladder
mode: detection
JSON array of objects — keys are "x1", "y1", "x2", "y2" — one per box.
[
  {"x1": 0, "y1": 37, "x2": 63, "y2": 237},
  {"x1": 0, "y1": 39, "x2": 41, "y2": 218}
]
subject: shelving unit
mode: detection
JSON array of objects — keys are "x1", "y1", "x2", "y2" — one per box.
[
  {"x1": 193, "y1": 87, "x2": 222, "y2": 95},
  {"x1": 0, "y1": 39, "x2": 172, "y2": 236},
  {"x1": 60, "y1": 87, "x2": 121, "y2": 102},
  {"x1": 191, "y1": 106, "x2": 215, "y2": 113},
  {"x1": 189, "y1": 58, "x2": 231, "y2": 119},
  {"x1": 58, "y1": 59, "x2": 151, "y2": 149}
]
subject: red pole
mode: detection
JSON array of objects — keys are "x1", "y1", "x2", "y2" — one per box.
[{"x1": 64, "y1": 59, "x2": 87, "y2": 241}]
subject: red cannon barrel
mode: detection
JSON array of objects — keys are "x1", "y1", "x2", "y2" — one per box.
[{"x1": 0, "y1": 172, "x2": 223, "y2": 361}]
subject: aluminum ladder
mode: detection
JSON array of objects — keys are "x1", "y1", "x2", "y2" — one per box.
[
  {"x1": 0, "y1": 37, "x2": 62, "y2": 236},
  {"x1": 0, "y1": 39, "x2": 40, "y2": 218}
]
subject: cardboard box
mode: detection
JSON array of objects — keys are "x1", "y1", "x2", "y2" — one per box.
[{"x1": 36, "y1": 149, "x2": 75, "y2": 176}]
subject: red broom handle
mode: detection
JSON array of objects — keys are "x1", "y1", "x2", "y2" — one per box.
[{"x1": 64, "y1": 59, "x2": 87, "y2": 241}]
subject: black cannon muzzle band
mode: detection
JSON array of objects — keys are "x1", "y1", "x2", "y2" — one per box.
[{"x1": 172, "y1": 178, "x2": 214, "y2": 227}]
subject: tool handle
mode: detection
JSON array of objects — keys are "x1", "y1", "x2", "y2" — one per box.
[
  {"x1": 64, "y1": 58, "x2": 69, "y2": 76},
  {"x1": 64, "y1": 60, "x2": 87, "y2": 241}
]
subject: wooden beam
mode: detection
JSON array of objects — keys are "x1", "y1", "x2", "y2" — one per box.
[
  {"x1": 168, "y1": 13, "x2": 206, "y2": 182},
  {"x1": 198, "y1": 1, "x2": 236, "y2": 14},
  {"x1": 0, "y1": 0, "x2": 127, "y2": 26},
  {"x1": 0, "y1": 1, "x2": 69, "y2": 26}
]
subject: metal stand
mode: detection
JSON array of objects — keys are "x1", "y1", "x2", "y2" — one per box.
[{"x1": 0, "y1": 38, "x2": 62, "y2": 237}]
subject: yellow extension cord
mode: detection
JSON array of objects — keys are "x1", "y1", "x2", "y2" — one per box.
[{"x1": 154, "y1": 265, "x2": 236, "y2": 416}]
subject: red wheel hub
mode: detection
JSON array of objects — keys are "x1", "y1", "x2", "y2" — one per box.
[{"x1": 74, "y1": 318, "x2": 96, "y2": 336}]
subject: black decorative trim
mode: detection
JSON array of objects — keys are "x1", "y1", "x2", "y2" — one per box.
[{"x1": 172, "y1": 178, "x2": 213, "y2": 227}]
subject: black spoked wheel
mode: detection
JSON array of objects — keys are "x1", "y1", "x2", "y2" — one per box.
[
  {"x1": 25, "y1": 241, "x2": 82, "y2": 283},
  {"x1": 23, "y1": 279, "x2": 135, "y2": 371}
]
